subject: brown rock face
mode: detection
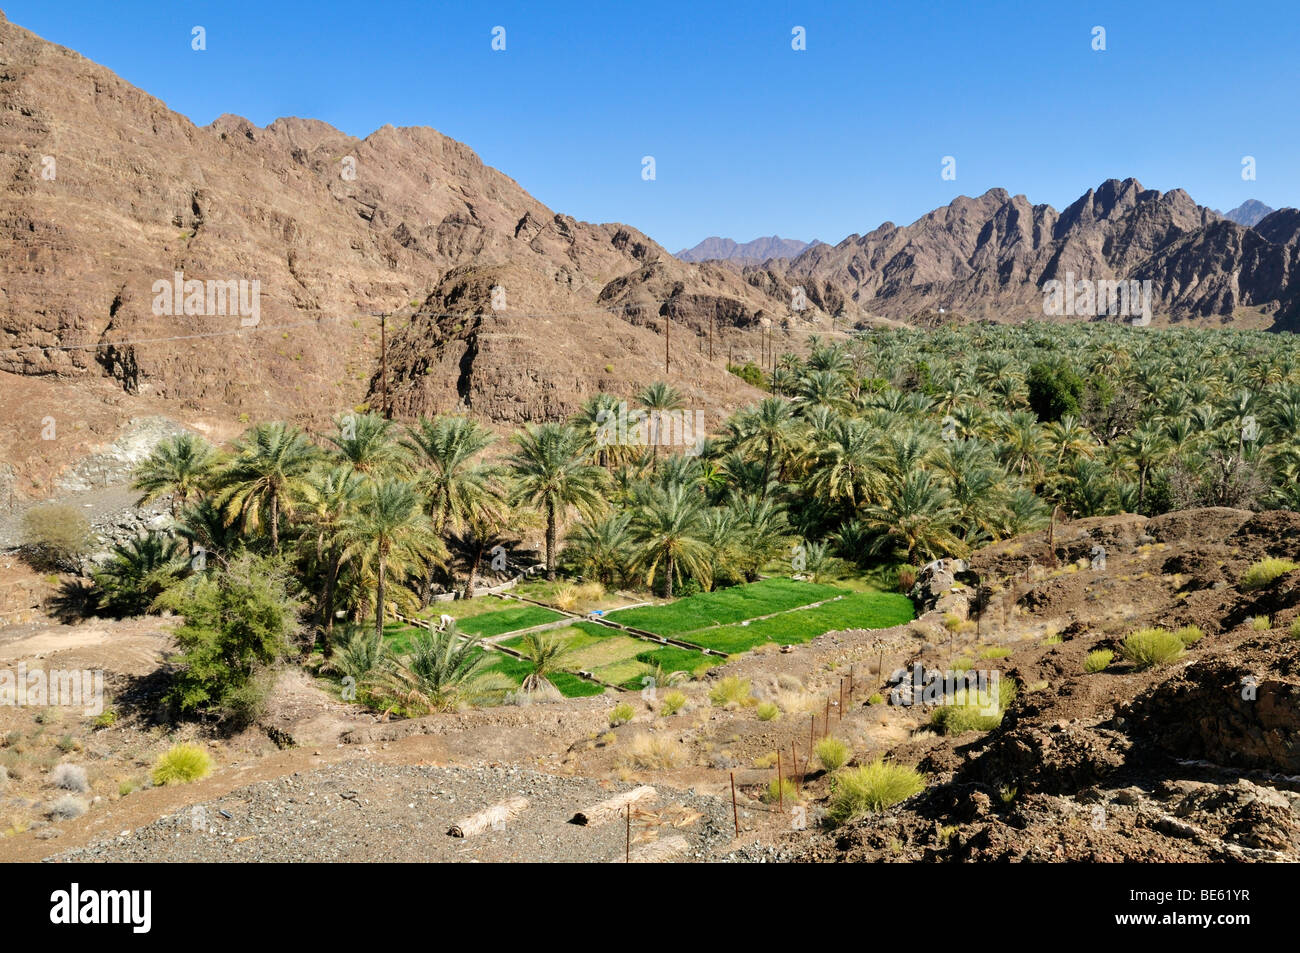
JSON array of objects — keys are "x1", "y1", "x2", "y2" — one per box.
[
  {"x1": 773, "y1": 178, "x2": 1300, "y2": 324},
  {"x1": 0, "y1": 16, "x2": 812, "y2": 427}
]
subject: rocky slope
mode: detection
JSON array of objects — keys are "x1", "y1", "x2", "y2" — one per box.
[
  {"x1": 676, "y1": 235, "x2": 814, "y2": 264},
  {"x1": 769, "y1": 179, "x2": 1300, "y2": 325},
  {"x1": 1218, "y1": 199, "x2": 1275, "y2": 227},
  {"x1": 0, "y1": 12, "x2": 816, "y2": 433}
]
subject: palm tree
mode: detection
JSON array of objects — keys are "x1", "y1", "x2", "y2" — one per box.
[
  {"x1": 382, "y1": 624, "x2": 509, "y2": 713},
  {"x1": 629, "y1": 481, "x2": 713, "y2": 597},
  {"x1": 737, "y1": 397, "x2": 795, "y2": 494},
  {"x1": 295, "y1": 465, "x2": 365, "y2": 653},
  {"x1": 725, "y1": 493, "x2": 789, "y2": 582},
  {"x1": 508, "y1": 423, "x2": 607, "y2": 580},
  {"x1": 518, "y1": 632, "x2": 567, "y2": 697},
  {"x1": 564, "y1": 512, "x2": 634, "y2": 587},
  {"x1": 328, "y1": 412, "x2": 409, "y2": 476},
  {"x1": 342, "y1": 478, "x2": 445, "y2": 639},
  {"x1": 1122, "y1": 424, "x2": 1172, "y2": 511},
  {"x1": 92, "y1": 532, "x2": 190, "y2": 616},
  {"x1": 859, "y1": 470, "x2": 965, "y2": 563},
  {"x1": 403, "y1": 416, "x2": 500, "y2": 534},
  {"x1": 637, "y1": 381, "x2": 685, "y2": 462},
  {"x1": 133, "y1": 432, "x2": 217, "y2": 516},
  {"x1": 213, "y1": 422, "x2": 319, "y2": 554}
]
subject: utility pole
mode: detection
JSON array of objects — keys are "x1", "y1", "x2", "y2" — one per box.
[
  {"x1": 380, "y1": 312, "x2": 390, "y2": 419},
  {"x1": 709, "y1": 311, "x2": 714, "y2": 361},
  {"x1": 664, "y1": 311, "x2": 670, "y2": 376}
]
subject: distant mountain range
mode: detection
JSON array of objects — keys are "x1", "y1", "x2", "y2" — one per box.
[
  {"x1": 676, "y1": 235, "x2": 815, "y2": 263},
  {"x1": 1216, "y1": 200, "x2": 1275, "y2": 227}
]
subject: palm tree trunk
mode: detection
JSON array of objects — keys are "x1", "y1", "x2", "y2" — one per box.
[
  {"x1": 665, "y1": 553, "x2": 674, "y2": 599},
  {"x1": 466, "y1": 543, "x2": 484, "y2": 599},
  {"x1": 545, "y1": 499, "x2": 557, "y2": 581},
  {"x1": 322, "y1": 554, "x2": 340, "y2": 657},
  {"x1": 270, "y1": 491, "x2": 280, "y2": 555},
  {"x1": 375, "y1": 554, "x2": 387, "y2": 640}
]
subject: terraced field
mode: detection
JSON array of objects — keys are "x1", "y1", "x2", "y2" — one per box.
[{"x1": 601, "y1": 578, "x2": 846, "y2": 635}]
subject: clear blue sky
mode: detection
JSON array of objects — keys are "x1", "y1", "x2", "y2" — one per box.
[{"x1": 6, "y1": 0, "x2": 1298, "y2": 251}]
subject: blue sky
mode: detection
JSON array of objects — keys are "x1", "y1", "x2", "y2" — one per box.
[{"x1": 7, "y1": 0, "x2": 1298, "y2": 250}]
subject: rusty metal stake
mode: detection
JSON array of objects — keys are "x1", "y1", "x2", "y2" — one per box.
[
  {"x1": 777, "y1": 750, "x2": 783, "y2": 811},
  {"x1": 730, "y1": 771, "x2": 739, "y2": 836}
]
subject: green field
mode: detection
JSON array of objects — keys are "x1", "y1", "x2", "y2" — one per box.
[
  {"x1": 601, "y1": 578, "x2": 845, "y2": 636},
  {"x1": 681, "y1": 590, "x2": 916, "y2": 653},
  {"x1": 501, "y1": 621, "x2": 721, "y2": 690},
  {"x1": 455, "y1": 604, "x2": 565, "y2": 637}
]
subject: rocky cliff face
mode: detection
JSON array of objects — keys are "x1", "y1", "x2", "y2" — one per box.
[
  {"x1": 774, "y1": 179, "x2": 1300, "y2": 324},
  {"x1": 0, "y1": 13, "x2": 810, "y2": 430}
]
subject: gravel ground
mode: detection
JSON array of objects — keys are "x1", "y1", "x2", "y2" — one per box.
[{"x1": 48, "y1": 762, "x2": 736, "y2": 863}]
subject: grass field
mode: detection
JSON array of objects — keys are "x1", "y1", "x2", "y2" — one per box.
[
  {"x1": 455, "y1": 605, "x2": 565, "y2": 637},
  {"x1": 601, "y1": 578, "x2": 845, "y2": 636},
  {"x1": 681, "y1": 590, "x2": 915, "y2": 653},
  {"x1": 500, "y1": 622, "x2": 721, "y2": 690}
]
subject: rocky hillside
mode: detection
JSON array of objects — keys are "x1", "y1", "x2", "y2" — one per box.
[
  {"x1": 1218, "y1": 199, "x2": 1275, "y2": 227},
  {"x1": 764, "y1": 179, "x2": 1300, "y2": 325},
  {"x1": 676, "y1": 235, "x2": 814, "y2": 264},
  {"x1": 0, "y1": 12, "x2": 819, "y2": 431}
]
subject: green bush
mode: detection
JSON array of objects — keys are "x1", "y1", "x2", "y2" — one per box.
[
  {"x1": 930, "y1": 677, "x2": 1017, "y2": 735},
  {"x1": 815, "y1": 736, "x2": 851, "y2": 772},
  {"x1": 764, "y1": 777, "x2": 799, "y2": 804},
  {"x1": 609, "y1": 702, "x2": 635, "y2": 726},
  {"x1": 155, "y1": 553, "x2": 299, "y2": 725},
  {"x1": 1251, "y1": 615, "x2": 1272, "y2": 631},
  {"x1": 825, "y1": 760, "x2": 925, "y2": 826},
  {"x1": 708, "y1": 676, "x2": 754, "y2": 708},
  {"x1": 1119, "y1": 628, "x2": 1185, "y2": 669},
  {"x1": 659, "y1": 690, "x2": 686, "y2": 717},
  {"x1": 756, "y1": 701, "x2": 779, "y2": 721},
  {"x1": 1240, "y1": 558, "x2": 1298, "y2": 591},
  {"x1": 1290, "y1": 618, "x2": 1300, "y2": 640},
  {"x1": 1084, "y1": 649, "x2": 1114, "y2": 673},
  {"x1": 151, "y1": 743, "x2": 212, "y2": 785},
  {"x1": 20, "y1": 505, "x2": 91, "y2": 572},
  {"x1": 1174, "y1": 625, "x2": 1204, "y2": 646}
]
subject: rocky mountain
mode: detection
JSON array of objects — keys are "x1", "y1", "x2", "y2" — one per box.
[
  {"x1": 1217, "y1": 199, "x2": 1275, "y2": 227},
  {"x1": 0, "y1": 12, "x2": 823, "y2": 435},
  {"x1": 764, "y1": 179, "x2": 1300, "y2": 325},
  {"x1": 676, "y1": 235, "x2": 814, "y2": 264}
]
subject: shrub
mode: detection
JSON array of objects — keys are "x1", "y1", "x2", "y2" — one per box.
[
  {"x1": 1251, "y1": 615, "x2": 1272, "y2": 631},
  {"x1": 930, "y1": 677, "x2": 1017, "y2": 735},
  {"x1": 709, "y1": 676, "x2": 755, "y2": 708},
  {"x1": 619, "y1": 733, "x2": 683, "y2": 770},
  {"x1": 1290, "y1": 618, "x2": 1300, "y2": 640},
  {"x1": 1240, "y1": 558, "x2": 1298, "y2": 591},
  {"x1": 764, "y1": 777, "x2": 799, "y2": 804},
  {"x1": 155, "y1": 553, "x2": 299, "y2": 723},
  {"x1": 1119, "y1": 628, "x2": 1185, "y2": 669},
  {"x1": 151, "y1": 743, "x2": 212, "y2": 786},
  {"x1": 943, "y1": 613, "x2": 962, "y2": 632},
  {"x1": 48, "y1": 795, "x2": 88, "y2": 821},
  {"x1": 896, "y1": 567, "x2": 917, "y2": 593},
  {"x1": 609, "y1": 702, "x2": 635, "y2": 726},
  {"x1": 1084, "y1": 649, "x2": 1114, "y2": 673},
  {"x1": 93, "y1": 709, "x2": 118, "y2": 729},
  {"x1": 756, "y1": 701, "x2": 779, "y2": 721},
  {"x1": 815, "y1": 736, "x2": 851, "y2": 772},
  {"x1": 1041, "y1": 633, "x2": 1063, "y2": 645},
  {"x1": 50, "y1": 763, "x2": 88, "y2": 792},
  {"x1": 19, "y1": 505, "x2": 91, "y2": 572},
  {"x1": 118, "y1": 779, "x2": 137, "y2": 797},
  {"x1": 553, "y1": 585, "x2": 579, "y2": 612},
  {"x1": 659, "y1": 690, "x2": 686, "y2": 716},
  {"x1": 1174, "y1": 625, "x2": 1204, "y2": 646},
  {"x1": 867, "y1": 693, "x2": 884, "y2": 705},
  {"x1": 825, "y1": 760, "x2": 925, "y2": 826},
  {"x1": 980, "y1": 647, "x2": 1011, "y2": 660}
]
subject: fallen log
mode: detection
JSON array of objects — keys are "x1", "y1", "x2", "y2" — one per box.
[
  {"x1": 616, "y1": 835, "x2": 690, "y2": 863},
  {"x1": 569, "y1": 786, "x2": 657, "y2": 826},
  {"x1": 447, "y1": 796, "x2": 529, "y2": 837}
]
